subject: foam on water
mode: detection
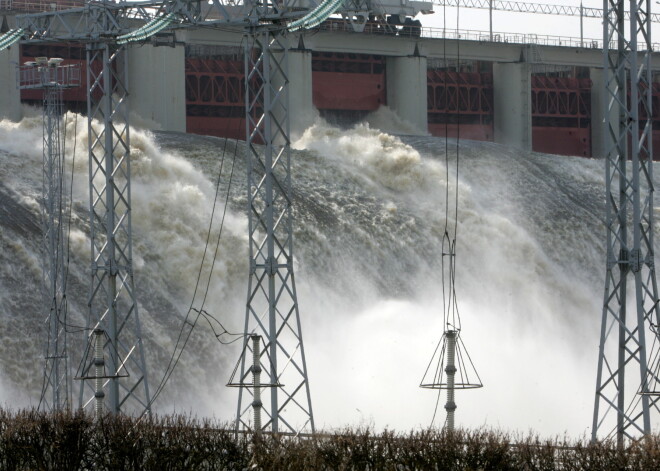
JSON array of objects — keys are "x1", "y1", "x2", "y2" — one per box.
[{"x1": 0, "y1": 107, "x2": 644, "y2": 436}]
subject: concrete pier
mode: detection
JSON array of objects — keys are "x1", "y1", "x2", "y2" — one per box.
[
  {"x1": 127, "y1": 42, "x2": 186, "y2": 132},
  {"x1": 493, "y1": 62, "x2": 532, "y2": 150},
  {"x1": 0, "y1": 45, "x2": 21, "y2": 122},
  {"x1": 386, "y1": 52, "x2": 428, "y2": 133},
  {"x1": 288, "y1": 41, "x2": 314, "y2": 139}
]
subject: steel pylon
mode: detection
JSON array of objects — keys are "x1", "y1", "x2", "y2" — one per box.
[
  {"x1": 76, "y1": 42, "x2": 151, "y2": 416},
  {"x1": 17, "y1": 60, "x2": 81, "y2": 412},
  {"x1": 230, "y1": 29, "x2": 314, "y2": 434},
  {"x1": 41, "y1": 84, "x2": 71, "y2": 412},
  {"x1": 593, "y1": 0, "x2": 660, "y2": 445}
]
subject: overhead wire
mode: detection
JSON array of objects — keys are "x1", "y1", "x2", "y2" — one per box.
[
  {"x1": 140, "y1": 33, "x2": 248, "y2": 419},
  {"x1": 428, "y1": 0, "x2": 452, "y2": 426},
  {"x1": 143, "y1": 132, "x2": 241, "y2": 416},
  {"x1": 137, "y1": 35, "x2": 249, "y2": 416},
  {"x1": 449, "y1": 0, "x2": 462, "y2": 331},
  {"x1": 145, "y1": 136, "x2": 230, "y2": 410},
  {"x1": 195, "y1": 308, "x2": 244, "y2": 345},
  {"x1": 38, "y1": 106, "x2": 82, "y2": 409},
  {"x1": 429, "y1": 0, "x2": 465, "y2": 427},
  {"x1": 56, "y1": 111, "x2": 89, "y2": 335}
]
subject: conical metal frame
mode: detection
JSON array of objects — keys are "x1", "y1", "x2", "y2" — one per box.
[{"x1": 420, "y1": 329, "x2": 483, "y2": 390}]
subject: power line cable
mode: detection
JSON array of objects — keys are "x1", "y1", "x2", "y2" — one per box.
[
  {"x1": 146, "y1": 137, "x2": 230, "y2": 408},
  {"x1": 429, "y1": 0, "x2": 465, "y2": 428},
  {"x1": 195, "y1": 308, "x2": 244, "y2": 345},
  {"x1": 143, "y1": 133, "x2": 241, "y2": 416},
  {"x1": 140, "y1": 35, "x2": 248, "y2": 416}
]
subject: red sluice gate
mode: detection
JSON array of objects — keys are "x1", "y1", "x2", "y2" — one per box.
[
  {"x1": 185, "y1": 56, "x2": 245, "y2": 140},
  {"x1": 531, "y1": 75, "x2": 592, "y2": 157},
  {"x1": 427, "y1": 69, "x2": 494, "y2": 141},
  {"x1": 312, "y1": 52, "x2": 386, "y2": 119}
]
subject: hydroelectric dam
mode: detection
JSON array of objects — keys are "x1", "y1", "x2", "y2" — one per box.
[
  {"x1": 3, "y1": 0, "x2": 660, "y2": 441},
  {"x1": 4, "y1": 0, "x2": 660, "y2": 159}
]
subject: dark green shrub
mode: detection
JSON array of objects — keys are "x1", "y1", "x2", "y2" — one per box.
[{"x1": 0, "y1": 408, "x2": 659, "y2": 470}]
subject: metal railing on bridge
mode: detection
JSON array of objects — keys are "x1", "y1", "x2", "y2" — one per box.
[
  {"x1": 0, "y1": 0, "x2": 84, "y2": 12},
  {"x1": 318, "y1": 20, "x2": 660, "y2": 51}
]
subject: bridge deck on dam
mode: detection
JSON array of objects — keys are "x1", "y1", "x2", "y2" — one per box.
[{"x1": 3, "y1": 11, "x2": 660, "y2": 159}]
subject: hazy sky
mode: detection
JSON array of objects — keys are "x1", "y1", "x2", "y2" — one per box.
[{"x1": 419, "y1": 0, "x2": 660, "y2": 45}]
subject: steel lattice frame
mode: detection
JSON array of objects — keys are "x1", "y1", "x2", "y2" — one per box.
[
  {"x1": 79, "y1": 42, "x2": 150, "y2": 415},
  {"x1": 16, "y1": 61, "x2": 81, "y2": 412},
  {"x1": 41, "y1": 84, "x2": 70, "y2": 412},
  {"x1": 434, "y1": 0, "x2": 660, "y2": 22},
  {"x1": 593, "y1": 0, "x2": 660, "y2": 445},
  {"x1": 233, "y1": 29, "x2": 314, "y2": 434}
]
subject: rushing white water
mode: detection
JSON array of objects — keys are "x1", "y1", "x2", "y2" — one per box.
[{"x1": 0, "y1": 105, "x2": 645, "y2": 437}]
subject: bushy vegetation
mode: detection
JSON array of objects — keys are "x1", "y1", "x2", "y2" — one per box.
[{"x1": 0, "y1": 408, "x2": 659, "y2": 470}]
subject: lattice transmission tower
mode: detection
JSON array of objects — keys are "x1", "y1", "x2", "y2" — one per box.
[
  {"x1": 227, "y1": 26, "x2": 315, "y2": 435},
  {"x1": 17, "y1": 58, "x2": 81, "y2": 412},
  {"x1": 593, "y1": 0, "x2": 660, "y2": 445},
  {"x1": 3, "y1": 2, "x2": 158, "y2": 416},
  {"x1": 75, "y1": 39, "x2": 152, "y2": 415},
  {"x1": 3, "y1": 0, "x2": 425, "y2": 426}
]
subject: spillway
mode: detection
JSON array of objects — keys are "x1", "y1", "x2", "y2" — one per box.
[{"x1": 0, "y1": 106, "x2": 627, "y2": 436}]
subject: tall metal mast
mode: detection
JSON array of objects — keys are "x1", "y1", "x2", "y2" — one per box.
[
  {"x1": 8, "y1": 2, "x2": 159, "y2": 415},
  {"x1": 7, "y1": 0, "x2": 321, "y2": 421},
  {"x1": 229, "y1": 24, "x2": 315, "y2": 434},
  {"x1": 17, "y1": 58, "x2": 81, "y2": 412},
  {"x1": 593, "y1": 0, "x2": 660, "y2": 445},
  {"x1": 4, "y1": 0, "x2": 420, "y2": 424},
  {"x1": 78, "y1": 37, "x2": 151, "y2": 415}
]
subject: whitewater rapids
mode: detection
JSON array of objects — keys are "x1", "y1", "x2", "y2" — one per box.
[{"x1": 0, "y1": 106, "x2": 640, "y2": 437}]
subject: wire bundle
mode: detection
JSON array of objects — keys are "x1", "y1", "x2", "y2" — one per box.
[
  {"x1": 116, "y1": 13, "x2": 176, "y2": 45},
  {"x1": 419, "y1": 0, "x2": 483, "y2": 429},
  {"x1": 0, "y1": 28, "x2": 23, "y2": 51},
  {"x1": 287, "y1": 0, "x2": 345, "y2": 32}
]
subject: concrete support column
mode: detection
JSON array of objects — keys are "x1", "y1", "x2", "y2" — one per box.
[
  {"x1": 589, "y1": 67, "x2": 618, "y2": 159},
  {"x1": 0, "y1": 45, "x2": 22, "y2": 122},
  {"x1": 385, "y1": 54, "x2": 428, "y2": 133},
  {"x1": 493, "y1": 62, "x2": 532, "y2": 151},
  {"x1": 127, "y1": 42, "x2": 186, "y2": 132},
  {"x1": 287, "y1": 44, "x2": 313, "y2": 140}
]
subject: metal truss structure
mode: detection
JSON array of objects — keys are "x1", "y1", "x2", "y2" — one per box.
[
  {"x1": 434, "y1": 0, "x2": 660, "y2": 23},
  {"x1": 17, "y1": 59, "x2": 81, "y2": 412},
  {"x1": 3, "y1": 0, "x2": 323, "y2": 427},
  {"x1": 41, "y1": 81, "x2": 70, "y2": 412},
  {"x1": 228, "y1": 29, "x2": 315, "y2": 435},
  {"x1": 75, "y1": 41, "x2": 151, "y2": 415},
  {"x1": 7, "y1": 4, "x2": 168, "y2": 416},
  {"x1": 2, "y1": 0, "x2": 434, "y2": 427},
  {"x1": 593, "y1": 0, "x2": 660, "y2": 445}
]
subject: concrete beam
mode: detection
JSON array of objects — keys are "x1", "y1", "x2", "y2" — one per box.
[
  {"x1": 385, "y1": 53, "x2": 428, "y2": 133},
  {"x1": 127, "y1": 42, "x2": 186, "y2": 132},
  {"x1": 181, "y1": 28, "x2": 657, "y2": 70},
  {"x1": 493, "y1": 62, "x2": 532, "y2": 151},
  {"x1": 267, "y1": 37, "x2": 314, "y2": 144}
]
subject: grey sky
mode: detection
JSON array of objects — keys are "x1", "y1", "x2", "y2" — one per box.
[{"x1": 420, "y1": 1, "x2": 659, "y2": 45}]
